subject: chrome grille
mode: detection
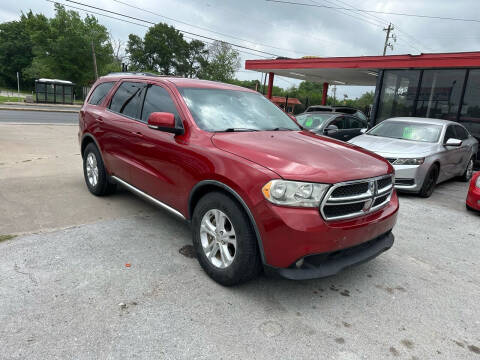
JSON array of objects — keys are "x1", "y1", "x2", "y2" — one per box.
[{"x1": 320, "y1": 175, "x2": 394, "y2": 221}]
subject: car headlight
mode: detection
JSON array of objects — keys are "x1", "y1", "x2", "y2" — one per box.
[
  {"x1": 393, "y1": 158, "x2": 425, "y2": 165},
  {"x1": 476, "y1": 175, "x2": 480, "y2": 188},
  {"x1": 262, "y1": 180, "x2": 329, "y2": 207}
]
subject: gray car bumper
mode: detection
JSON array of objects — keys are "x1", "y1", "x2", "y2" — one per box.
[{"x1": 393, "y1": 163, "x2": 430, "y2": 192}]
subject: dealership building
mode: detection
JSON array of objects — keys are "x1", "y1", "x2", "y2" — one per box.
[{"x1": 245, "y1": 51, "x2": 480, "y2": 148}]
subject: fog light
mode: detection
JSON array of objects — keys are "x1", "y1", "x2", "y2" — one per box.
[{"x1": 295, "y1": 258, "x2": 304, "y2": 268}]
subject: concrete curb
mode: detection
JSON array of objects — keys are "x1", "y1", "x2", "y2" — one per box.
[
  {"x1": 4, "y1": 102, "x2": 81, "y2": 108},
  {"x1": 0, "y1": 106, "x2": 79, "y2": 113}
]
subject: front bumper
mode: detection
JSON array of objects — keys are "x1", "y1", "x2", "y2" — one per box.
[
  {"x1": 253, "y1": 190, "x2": 399, "y2": 269},
  {"x1": 393, "y1": 163, "x2": 429, "y2": 192},
  {"x1": 466, "y1": 186, "x2": 480, "y2": 211},
  {"x1": 268, "y1": 231, "x2": 394, "y2": 280}
]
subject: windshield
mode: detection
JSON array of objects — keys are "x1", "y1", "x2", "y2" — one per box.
[
  {"x1": 179, "y1": 88, "x2": 301, "y2": 132},
  {"x1": 368, "y1": 121, "x2": 442, "y2": 143},
  {"x1": 295, "y1": 113, "x2": 333, "y2": 130}
]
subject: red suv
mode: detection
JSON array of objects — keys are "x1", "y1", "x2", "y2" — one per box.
[{"x1": 79, "y1": 73, "x2": 399, "y2": 285}]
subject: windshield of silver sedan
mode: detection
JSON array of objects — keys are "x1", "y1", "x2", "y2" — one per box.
[
  {"x1": 179, "y1": 88, "x2": 301, "y2": 132},
  {"x1": 368, "y1": 121, "x2": 442, "y2": 143}
]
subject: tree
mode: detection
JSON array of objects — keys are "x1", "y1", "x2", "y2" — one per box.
[
  {"x1": 22, "y1": 4, "x2": 115, "y2": 86},
  {"x1": 127, "y1": 23, "x2": 189, "y2": 75},
  {"x1": 199, "y1": 41, "x2": 240, "y2": 82},
  {"x1": 183, "y1": 40, "x2": 209, "y2": 78},
  {"x1": 0, "y1": 12, "x2": 38, "y2": 88}
]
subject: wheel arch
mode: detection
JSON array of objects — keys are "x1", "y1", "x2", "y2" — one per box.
[
  {"x1": 81, "y1": 134, "x2": 108, "y2": 167},
  {"x1": 188, "y1": 180, "x2": 266, "y2": 264}
]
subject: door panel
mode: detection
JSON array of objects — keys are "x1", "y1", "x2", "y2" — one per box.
[
  {"x1": 126, "y1": 84, "x2": 186, "y2": 207},
  {"x1": 441, "y1": 125, "x2": 464, "y2": 179}
]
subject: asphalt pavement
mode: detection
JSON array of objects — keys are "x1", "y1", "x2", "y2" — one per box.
[
  {"x1": 1, "y1": 123, "x2": 480, "y2": 359},
  {"x1": 0, "y1": 109, "x2": 78, "y2": 124}
]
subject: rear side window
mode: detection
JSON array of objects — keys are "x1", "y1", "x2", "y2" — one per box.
[
  {"x1": 141, "y1": 85, "x2": 180, "y2": 125},
  {"x1": 109, "y1": 82, "x2": 145, "y2": 119},
  {"x1": 88, "y1": 82, "x2": 115, "y2": 105}
]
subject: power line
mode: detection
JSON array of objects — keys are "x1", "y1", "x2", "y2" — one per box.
[
  {"x1": 314, "y1": 0, "x2": 429, "y2": 52},
  {"x1": 63, "y1": 0, "x2": 282, "y2": 57},
  {"x1": 47, "y1": 0, "x2": 270, "y2": 60},
  {"x1": 265, "y1": 0, "x2": 480, "y2": 24},
  {"x1": 112, "y1": 0, "x2": 307, "y2": 57}
]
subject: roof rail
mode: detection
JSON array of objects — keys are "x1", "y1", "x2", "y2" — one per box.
[{"x1": 105, "y1": 72, "x2": 163, "y2": 77}]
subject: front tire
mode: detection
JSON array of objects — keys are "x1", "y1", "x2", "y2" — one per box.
[
  {"x1": 419, "y1": 164, "x2": 439, "y2": 198},
  {"x1": 460, "y1": 157, "x2": 475, "y2": 182},
  {"x1": 83, "y1": 143, "x2": 117, "y2": 196},
  {"x1": 192, "y1": 192, "x2": 262, "y2": 286}
]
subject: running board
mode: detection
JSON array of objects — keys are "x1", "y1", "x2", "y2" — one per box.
[{"x1": 111, "y1": 176, "x2": 186, "y2": 220}]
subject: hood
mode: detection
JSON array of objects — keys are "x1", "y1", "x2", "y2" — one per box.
[
  {"x1": 211, "y1": 131, "x2": 392, "y2": 184},
  {"x1": 349, "y1": 134, "x2": 437, "y2": 157}
]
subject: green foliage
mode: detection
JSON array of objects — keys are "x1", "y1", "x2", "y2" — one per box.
[
  {"x1": 198, "y1": 41, "x2": 240, "y2": 82},
  {"x1": 0, "y1": 5, "x2": 117, "y2": 89},
  {"x1": 0, "y1": 12, "x2": 35, "y2": 88},
  {"x1": 128, "y1": 23, "x2": 189, "y2": 75}
]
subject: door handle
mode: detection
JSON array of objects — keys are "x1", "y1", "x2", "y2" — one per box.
[
  {"x1": 132, "y1": 131, "x2": 143, "y2": 137},
  {"x1": 96, "y1": 116, "x2": 104, "y2": 123}
]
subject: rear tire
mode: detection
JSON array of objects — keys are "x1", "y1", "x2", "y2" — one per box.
[
  {"x1": 419, "y1": 164, "x2": 439, "y2": 198},
  {"x1": 83, "y1": 143, "x2": 117, "y2": 196},
  {"x1": 192, "y1": 192, "x2": 262, "y2": 286},
  {"x1": 460, "y1": 157, "x2": 475, "y2": 182}
]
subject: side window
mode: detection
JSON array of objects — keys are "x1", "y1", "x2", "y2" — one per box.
[
  {"x1": 444, "y1": 125, "x2": 456, "y2": 143},
  {"x1": 88, "y1": 82, "x2": 115, "y2": 105},
  {"x1": 330, "y1": 116, "x2": 346, "y2": 129},
  {"x1": 454, "y1": 125, "x2": 469, "y2": 140},
  {"x1": 109, "y1": 82, "x2": 145, "y2": 119},
  {"x1": 141, "y1": 85, "x2": 181, "y2": 126},
  {"x1": 347, "y1": 116, "x2": 366, "y2": 129}
]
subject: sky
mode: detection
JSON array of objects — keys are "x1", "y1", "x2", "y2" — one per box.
[{"x1": 2, "y1": 0, "x2": 480, "y2": 99}]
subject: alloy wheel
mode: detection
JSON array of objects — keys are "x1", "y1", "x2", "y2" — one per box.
[
  {"x1": 200, "y1": 209, "x2": 237, "y2": 268},
  {"x1": 86, "y1": 153, "x2": 99, "y2": 187},
  {"x1": 466, "y1": 159, "x2": 474, "y2": 180}
]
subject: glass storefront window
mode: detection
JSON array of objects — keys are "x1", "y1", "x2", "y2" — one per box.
[
  {"x1": 415, "y1": 69, "x2": 466, "y2": 121},
  {"x1": 377, "y1": 70, "x2": 420, "y2": 122},
  {"x1": 459, "y1": 69, "x2": 480, "y2": 141}
]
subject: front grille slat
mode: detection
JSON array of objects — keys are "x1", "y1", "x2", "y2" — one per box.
[{"x1": 321, "y1": 175, "x2": 393, "y2": 221}]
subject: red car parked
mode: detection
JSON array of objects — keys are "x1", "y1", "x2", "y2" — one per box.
[
  {"x1": 466, "y1": 171, "x2": 480, "y2": 211},
  {"x1": 79, "y1": 73, "x2": 399, "y2": 285}
]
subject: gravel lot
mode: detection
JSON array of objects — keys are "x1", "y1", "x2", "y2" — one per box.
[{"x1": 0, "y1": 121, "x2": 479, "y2": 359}]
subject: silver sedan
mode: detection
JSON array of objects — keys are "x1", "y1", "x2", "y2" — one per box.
[{"x1": 349, "y1": 117, "x2": 478, "y2": 197}]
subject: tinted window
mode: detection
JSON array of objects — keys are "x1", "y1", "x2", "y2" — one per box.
[
  {"x1": 88, "y1": 82, "x2": 115, "y2": 105},
  {"x1": 141, "y1": 85, "x2": 180, "y2": 125},
  {"x1": 444, "y1": 125, "x2": 456, "y2": 142},
  {"x1": 377, "y1": 70, "x2": 421, "y2": 122},
  {"x1": 348, "y1": 116, "x2": 367, "y2": 129},
  {"x1": 459, "y1": 69, "x2": 480, "y2": 140},
  {"x1": 109, "y1": 82, "x2": 145, "y2": 119},
  {"x1": 454, "y1": 125, "x2": 469, "y2": 140},
  {"x1": 369, "y1": 121, "x2": 442, "y2": 143},
  {"x1": 415, "y1": 69, "x2": 466, "y2": 120},
  {"x1": 330, "y1": 116, "x2": 347, "y2": 129}
]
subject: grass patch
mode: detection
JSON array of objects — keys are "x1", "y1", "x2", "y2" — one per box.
[
  {"x1": 0, "y1": 234, "x2": 17, "y2": 242},
  {"x1": 0, "y1": 95, "x2": 22, "y2": 103}
]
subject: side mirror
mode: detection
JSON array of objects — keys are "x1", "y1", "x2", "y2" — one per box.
[
  {"x1": 445, "y1": 138, "x2": 462, "y2": 147},
  {"x1": 148, "y1": 112, "x2": 183, "y2": 135},
  {"x1": 360, "y1": 128, "x2": 367, "y2": 134},
  {"x1": 324, "y1": 124, "x2": 339, "y2": 135}
]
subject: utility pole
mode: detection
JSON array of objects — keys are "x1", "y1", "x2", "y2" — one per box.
[
  {"x1": 91, "y1": 40, "x2": 98, "y2": 80},
  {"x1": 383, "y1": 23, "x2": 396, "y2": 56},
  {"x1": 332, "y1": 85, "x2": 337, "y2": 106},
  {"x1": 16, "y1": 72, "x2": 20, "y2": 102}
]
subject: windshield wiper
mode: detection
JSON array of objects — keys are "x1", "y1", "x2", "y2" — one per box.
[
  {"x1": 219, "y1": 128, "x2": 259, "y2": 132},
  {"x1": 267, "y1": 127, "x2": 294, "y2": 131}
]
